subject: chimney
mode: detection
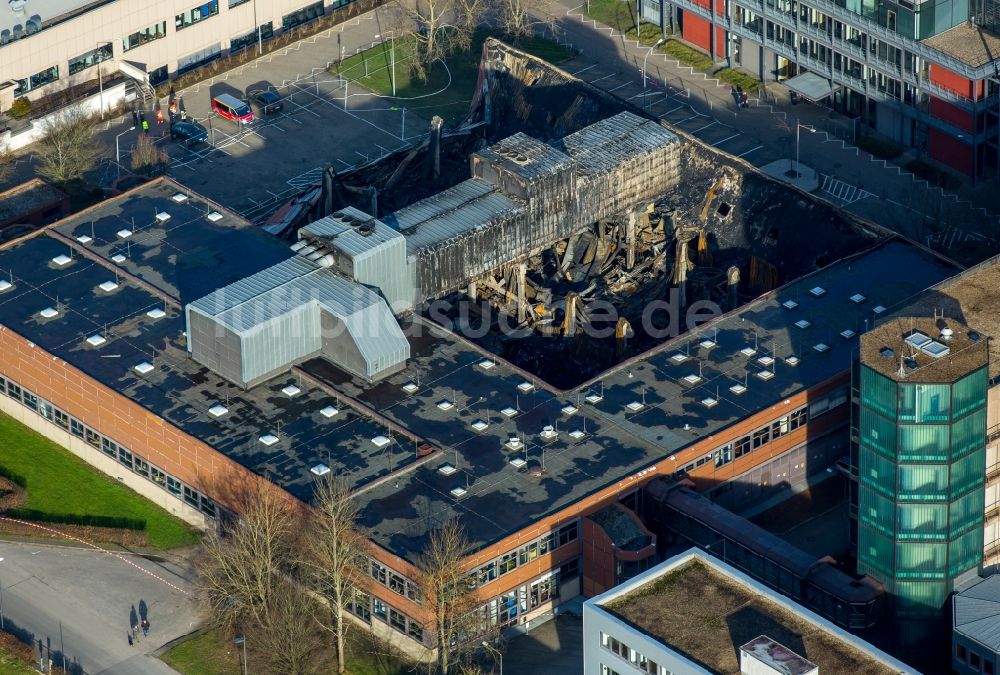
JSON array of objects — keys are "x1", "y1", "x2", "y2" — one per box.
[
  {"x1": 428, "y1": 115, "x2": 444, "y2": 181},
  {"x1": 727, "y1": 265, "x2": 741, "y2": 309}
]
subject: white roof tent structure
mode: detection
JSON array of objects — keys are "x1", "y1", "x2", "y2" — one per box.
[{"x1": 185, "y1": 256, "x2": 409, "y2": 388}]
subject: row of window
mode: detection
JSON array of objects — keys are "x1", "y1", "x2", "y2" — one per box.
[
  {"x1": 370, "y1": 560, "x2": 422, "y2": 604},
  {"x1": 683, "y1": 407, "x2": 809, "y2": 474},
  {"x1": 601, "y1": 633, "x2": 675, "y2": 675},
  {"x1": 68, "y1": 44, "x2": 113, "y2": 76},
  {"x1": 957, "y1": 643, "x2": 996, "y2": 674},
  {"x1": 0, "y1": 374, "x2": 218, "y2": 518},
  {"x1": 347, "y1": 589, "x2": 425, "y2": 643},
  {"x1": 473, "y1": 522, "x2": 579, "y2": 587},
  {"x1": 176, "y1": 1, "x2": 220, "y2": 31}
]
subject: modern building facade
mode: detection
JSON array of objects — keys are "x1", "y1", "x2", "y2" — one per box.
[
  {"x1": 853, "y1": 316, "x2": 988, "y2": 639},
  {"x1": 583, "y1": 548, "x2": 916, "y2": 675},
  {"x1": 0, "y1": 0, "x2": 353, "y2": 108},
  {"x1": 641, "y1": 0, "x2": 1000, "y2": 177},
  {"x1": 953, "y1": 574, "x2": 1000, "y2": 675}
]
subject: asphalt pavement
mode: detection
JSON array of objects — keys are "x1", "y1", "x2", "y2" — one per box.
[{"x1": 0, "y1": 541, "x2": 199, "y2": 675}]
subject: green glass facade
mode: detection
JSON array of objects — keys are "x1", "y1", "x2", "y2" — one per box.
[{"x1": 856, "y1": 365, "x2": 987, "y2": 619}]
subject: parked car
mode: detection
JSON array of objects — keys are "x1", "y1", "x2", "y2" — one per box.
[
  {"x1": 249, "y1": 90, "x2": 283, "y2": 115},
  {"x1": 170, "y1": 122, "x2": 209, "y2": 146}
]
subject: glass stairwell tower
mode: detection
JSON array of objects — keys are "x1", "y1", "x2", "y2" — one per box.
[{"x1": 854, "y1": 316, "x2": 988, "y2": 644}]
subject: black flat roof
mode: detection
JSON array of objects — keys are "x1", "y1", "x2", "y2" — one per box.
[{"x1": 0, "y1": 180, "x2": 960, "y2": 560}]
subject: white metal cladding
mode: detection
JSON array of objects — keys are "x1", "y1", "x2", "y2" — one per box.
[
  {"x1": 473, "y1": 132, "x2": 574, "y2": 180},
  {"x1": 186, "y1": 257, "x2": 409, "y2": 385},
  {"x1": 300, "y1": 211, "x2": 413, "y2": 313},
  {"x1": 392, "y1": 179, "x2": 524, "y2": 257}
]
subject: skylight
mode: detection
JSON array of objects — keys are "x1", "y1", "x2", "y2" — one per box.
[
  {"x1": 758, "y1": 356, "x2": 774, "y2": 366},
  {"x1": 569, "y1": 429, "x2": 585, "y2": 440},
  {"x1": 76, "y1": 234, "x2": 93, "y2": 244},
  {"x1": 785, "y1": 355, "x2": 801, "y2": 366},
  {"x1": 172, "y1": 193, "x2": 189, "y2": 203},
  {"x1": 517, "y1": 381, "x2": 534, "y2": 393},
  {"x1": 311, "y1": 464, "x2": 331, "y2": 476},
  {"x1": 147, "y1": 308, "x2": 166, "y2": 319},
  {"x1": 699, "y1": 338, "x2": 716, "y2": 350},
  {"x1": 85, "y1": 334, "x2": 106, "y2": 347},
  {"x1": 561, "y1": 404, "x2": 578, "y2": 416},
  {"x1": 98, "y1": 281, "x2": 119, "y2": 293},
  {"x1": 319, "y1": 405, "x2": 339, "y2": 418},
  {"x1": 117, "y1": 229, "x2": 133, "y2": 239},
  {"x1": 730, "y1": 383, "x2": 747, "y2": 395},
  {"x1": 922, "y1": 341, "x2": 950, "y2": 358},
  {"x1": 402, "y1": 382, "x2": 418, "y2": 393},
  {"x1": 281, "y1": 384, "x2": 301, "y2": 397},
  {"x1": 371, "y1": 435, "x2": 390, "y2": 447},
  {"x1": 450, "y1": 487, "x2": 468, "y2": 498},
  {"x1": 209, "y1": 404, "x2": 229, "y2": 417},
  {"x1": 669, "y1": 352, "x2": 689, "y2": 364},
  {"x1": 259, "y1": 433, "x2": 279, "y2": 446},
  {"x1": 471, "y1": 419, "x2": 489, "y2": 432},
  {"x1": 795, "y1": 320, "x2": 811, "y2": 329},
  {"x1": 501, "y1": 406, "x2": 517, "y2": 417},
  {"x1": 0, "y1": 280, "x2": 10, "y2": 292},
  {"x1": 207, "y1": 212, "x2": 223, "y2": 222},
  {"x1": 905, "y1": 332, "x2": 932, "y2": 349},
  {"x1": 436, "y1": 400, "x2": 454, "y2": 411},
  {"x1": 438, "y1": 464, "x2": 457, "y2": 476},
  {"x1": 39, "y1": 307, "x2": 59, "y2": 319},
  {"x1": 740, "y1": 347, "x2": 757, "y2": 357},
  {"x1": 155, "y1": 212, "x2": 171, "y2": 223},
  {"x1": 850, "y1": 294, "x2": 866, "y2": 303},
  {"x1": 682, "y1": 374, "x2": 702, "y2": 385},
  {"x1": 756, "y1": 370, "x2": 775, "y2": 381},
  {"x1": 840, "y1": 329, "x2": 856, "y2": 339},
  {"x1": 810, "y1": 286, "x2": 826, "y2": 297},
  {"x1": 626, "y1": 401, "x2": 644, "y2": 412},
  {"x1": 701, "y1": 397, "x2": 718, "y2": 408},
  {"x1": 111, "y1": 254, "x2": 126, "y2": 264},
  {"x1": 509, "y1": 457, "x2": 527, "y2": 468},
  {"x1": 478, "y1": 359, "x2": 495, "y2": 370},
  {"x1": 782, "y1": 300, "x2": 799, "y2": 310},
  {"x1": 52, "y1": 254, "x2": 71, "y2": 266},
  {"x1": 873, "y1": 305, "x2": 886, "y2": 314},
  {"x1": 133, "y1": 362, "x2": 154, "y2": 375},
  {"x1": 584, "y1": 392, "x2": 603, "y2": 404},
  {"x1": 813, "y1": 343, "x2": 830, "y2": 353}
]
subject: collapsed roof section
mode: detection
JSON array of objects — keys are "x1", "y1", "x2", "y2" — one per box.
[{"x1": 186, "y1": 256, "x2": 409, "y2": 388}]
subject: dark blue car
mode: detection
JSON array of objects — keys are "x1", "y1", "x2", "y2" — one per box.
[{"x1": 170, "y1": 122, "x2": 208, "y2": 146}]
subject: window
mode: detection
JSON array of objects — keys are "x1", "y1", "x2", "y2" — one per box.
[
  {"x1": 985, "y1": 659, "x2": 994, "y2": 675},
  {"x1": 371, "y1": 561, "x2": 387, "y2": 585},
  {"x1": 176, "y1": 1, "x2": 219, "y2": 30},
  {"x1": 735, "y1": 435, "x2": 751, "y2": 458},
  {"x1": 230, "y1": 0, "x2": 251, "y2": 6},
  {"x1": 350, "y1": 590, "x2": 371, "y2": 622},
  {"x1": 230, "y1": 22, "x2": 274, "y2": 53},
  {"x1": 790, "y1": 408, "x2": 807, "y2": 429},
  {"x1": 118, "y1": 447, "x2": 134, "y2": 470},
  {"x1": 182, "y1": 485, "x2": 199, "y2": 507},
  {"x1": 388, "y1": 572, "x2": 406, "y2": 595},
  {"x1": 282, "y1": 1, "x2": 324, "y2": 29},
  {"x1": 100, "y1": 437, "x2": 116, "y2": 457},
  {"x1": 407, "y1": 620, "x2": 423, "y2": 642},
  {"x1": 957, "y1": 644, "x2": 967, "y2": 660},
  {"x1": 972, "y1": 652, "x2": 981, "y2": 669},
  {"x1": 22, "y1": 391, "x2": 37, "y2": 411},
  {"x1": 519, "y1": 541, "x2": 539, "y2": 564},
  {"x1": 557, "y1": 522, "x2": 578, "y2": 547},
  {"x1": 69, "y1": 44, "x2": 113, "y2": 76},
  {"x1": 167, "y1": 476, "x2": 182, "y2": 496},
  {"x1": 715, "y1": 444, "x2": 732, "y2": 467},
  {"x1": 478, "y1": 561, "x2": 497, "y2": 586},
  {"x1": 133, "y1": 457, "x2": 149, "y2": 477},
  {"x1": 70, "y1": 418, "x2": 84, "y2": 438},
  {"x1": 560, "y1": 558, "x2": 580, "y2": 580},
  {"x1": 530, "y1": 575, "x2": 558, "y2": 607},
  {"x1": 38, "y1": 400, "x2": 54, "y2": 421},
  {"x1": 200, "y1": 495, "x2": 216, "y2": 517},
  {"x1": 85, "y1": 428, "x2": 101, "y2": 449},
  {"x1": 389, "y1": 608, "x2": 406, "y2": 631},
  {"x1": 498, "y1": 552, "x2": 518, "y2": 575},
  {"x1": 752, "y1": 427, "x2": 770, "y2": 448},
  {"x1": 54, "y1": 409, "x2": 69, "y2": 430},
  {"x1": 601, "y1": 666, "x2": 622, "y2": 675},
  {"x1": 17, "y1": 66, "x2": 60, "y2": 95},
  {"x1": 123, "y1": 21, "x2": 166, "y2": 52},
  {"x1": 373, "y1": 598, "x2": 388, "y2": 621}
]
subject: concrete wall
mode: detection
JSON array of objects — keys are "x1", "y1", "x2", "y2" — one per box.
[{"x1": 0, "y1": 80, "x2": 129, "y2": 152}]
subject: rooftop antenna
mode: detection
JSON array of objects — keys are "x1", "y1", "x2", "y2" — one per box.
[
  {"x1": 516, "y1": 394, "x2": 521, "y2": 412},
  {"x1": 753, "y1": 331, "x2": 758, "y2": 351},
  {"x1": 582, "y1": 415, "x2": 587, "y2": 433},
  {"x1": 90, "y1": 220, "x2": 95, "y2": 240}
]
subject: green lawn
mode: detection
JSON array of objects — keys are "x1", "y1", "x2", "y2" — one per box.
[
  {"x1": 161, "y1": 629, "x2": 242, "y2": 675},
  {"x1": 714, "y1": 67, "x2": 763, "y2": 92},
  {"x1": 329, "y1": 29, "x2": 575, "y2": 123},
  {"x1": 660, "y1": 39, "x2": 714, "y2": 70},
  {"x1": 0, "y1": 413, "x2": 199, "y2": 549},
  {"x1": 161, "y1": 626, "x2": 410, "y2": 675},
  {"x1": 586, "y1": 0, "x2": 640, "y2": 32},
  {"x1": 0, "y1": 650, "x2": 38, "y2": 675}
]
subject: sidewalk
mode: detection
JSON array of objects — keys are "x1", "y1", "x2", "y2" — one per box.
[{"x1": 547, "y1": 1, "x2": 999, "y2": 262}]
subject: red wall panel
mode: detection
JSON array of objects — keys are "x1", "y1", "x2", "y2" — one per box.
[
  {"x1": 929, "y1": 97, "x2": 976, "y2": 133},
  {"x1": 929, "y1": 65, "x2": 984, "y2": 99},
  {"x1": 928, "y1": 128, "x2": 973, "y2": 176},
  {"x1": 683, "y1": 14, "x2": 712, "y2": 53}
]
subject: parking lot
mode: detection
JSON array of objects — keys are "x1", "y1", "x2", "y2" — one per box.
[{"x1": 104, "y1": 11, "x2": 451, "y2": 223}]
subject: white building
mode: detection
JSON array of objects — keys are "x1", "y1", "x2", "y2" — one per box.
[{"x1": 582, "y1": 549, "x2": 918, "y2": 675}]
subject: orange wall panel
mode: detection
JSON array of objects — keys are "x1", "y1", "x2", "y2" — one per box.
[{"x1": 683, "y1": 14, "x2": 712, "y2": 53}]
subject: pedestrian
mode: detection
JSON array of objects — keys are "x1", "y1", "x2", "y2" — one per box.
[
  {"x1": 127, "y1": 633, "x2": 133, "y2": 647},
  {"x1": 156, "y1": 108, "x2": 164, "y2": 125},
  {"x1": 141, "y1": 618, "x2": 150, "y2": 637},
  {"x1": 131, "y1": 109, "x2": 139, "y2": 126},
  {"x1": 141, "y1": 119, "x2": 150, "y2": 135},
  {"x1": 740, "y1": 91, "x2": 749, "y2": 108},
  {"x1": 180, "y1": 108, "x2": 188, "y2": 122}
]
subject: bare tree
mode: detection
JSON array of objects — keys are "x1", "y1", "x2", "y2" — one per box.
[
  {"x1": 0, "y1": 145, "x2": 14, "y2": 184},
  {"x1": 392, "y1": 0, "x2": 486, "y2": 81},
  {"x1": 303, "y1": 475, "x2": 370, "y2": 674},
  {"x1": 194, "y1": 472, "x2": 303, "y2": 634},
  {"x1": 129, "y1": 134, "x2": 168, "y2": 177},
  {"x1": 34, "y1": 108, "x2": 101, "y2": 185},
  {"x1": 252, "y1": 581, "x2": 332, "y2": 675},
  {"x1": 494, "y1": 0, "x2": 554, "y2": 41},
  {"x1": 416, "y1": 520, "x2": 487, "y2": 675}
]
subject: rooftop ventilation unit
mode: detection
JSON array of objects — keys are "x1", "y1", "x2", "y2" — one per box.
[
  {"x1": 311, "y1": 464, "x2": 331, "y2": 476},
  {"x1": 209, "y1": 403, "x2": 229, "y2": 417},
  {"x1": 39, "y1": 307, "x2": 59, "y2": 319},
  {"x1": 371, "y1": 435, "x2": 390, "y2": 447},
  {"x1": 133, "y1": 361, "x2": 154, "y2": 375},
  {"x1": 259, "y1": 433, "x2": 279, "y2": 446},
  {"x1": 147, "y1": 308, "x2": 166, "y2": 319},
  {"x1": 155, "y1": 212, "x2": 171, "y2": 223},
  {"x1": 172, "y1": 193, "x2": 189, "y2": 203},
  {"x1": 281, "y1": 384, "x2": 301, "y2": 397},
  {"x1": 438, "y1": 464, "x2": 457, "y2": 476},
  {"x1": 506, "y1": 436, "x2": 523, "y2": 450},
  {"x1": 76, "y1": 234, "x2": 93, "y2": 244},
  {"x1": 319, "y1": 405, "x2": 339, "y2": 418},
  {"x1": 880, "y1": 347, "x2": 895, "y2": 358},
  {"x1": 207, "y1": 212, "x2": 223, "y2": 222},
  {"x1": 540, "y1": 425, "x2": 558, "y2": 440},
  {"x1": 850, "y1": 293, "x2": 866, "y2": 303},
  {"x1": 86, "y1": 334, "x2": 107, "y2": 347},
  {"x1": 52, "y1": 254, "x2": 71, "y2": 266},
  {"x1": 940, "y1": 327, "x2": 954, "y2": 341},
  {"x1": 99, "y1": 281, "x2": 119, "y2": 293}
]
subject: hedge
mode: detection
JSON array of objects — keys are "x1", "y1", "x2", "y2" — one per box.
[
  {"x1": 0, "y1": 466, "x2": 26, "y2": 489},
  {"x1": 5, "y1": 509, "x2": 146, "y2": 530}
]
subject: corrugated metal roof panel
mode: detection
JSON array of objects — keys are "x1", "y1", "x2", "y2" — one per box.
[
  {"x1": 188, "y1": 256, "x2": 315, "y2": 317},
  {"x1": 301, "y1": 208, "x2": 404, "y2": 261},
  {"x1": 474, "y1": 133, "x2": 573, "y2": 181},
  {"x1": 955, "y1": 576, "x2": 1000, "y2": 649},
  {"x1": 389, "y1": 179, "x2": 523, "y2": 257},
  {"x1": 560, "y1": 111, "x2": 678, "y2": 176}
]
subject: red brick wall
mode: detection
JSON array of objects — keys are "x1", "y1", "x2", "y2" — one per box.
[
  {"x1": 928, "y1": 128, "x2": 973, "y2": 175},
  {"x1": 0, "y1": 326, "x2": 245, "y2": 488}
]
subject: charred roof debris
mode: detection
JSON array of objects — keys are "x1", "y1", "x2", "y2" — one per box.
[{"x1": 265, "y1": 39, "x2": 885, "y2": 389}]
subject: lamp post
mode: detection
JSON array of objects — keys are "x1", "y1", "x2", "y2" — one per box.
[
  {"x1": 481, "y1": 641, "x2": 503, "y2": 675},
  {"x1": 389, "y1": 30, "x2": 396, "y2": 97},
  {"x1": 234, "y1": 635, "x2": 248, "y2": 675},
  {"x1": 794, "y1": 122, "x2": 815, "y2": 178},
  {"x1": 642, "y1": 38, "x2": 667, "y2": 91},
  {"x1": 116, "y1": 126, "x2": 136, "y2": 179},
  {"x1": 252, "y1": 0, "x2": 263, "y2": 56},
  {"x1": 96, "y1": 41, "x2": 112, "y2": 120}
]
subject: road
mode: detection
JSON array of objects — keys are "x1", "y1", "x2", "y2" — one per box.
[{"x1": 0, "y1": 541, "x2": 200, "y2": 675}]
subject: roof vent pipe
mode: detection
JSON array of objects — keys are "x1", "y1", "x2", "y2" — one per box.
[{"x1": 940, "y1": 327, "x2": 954, "y2": 341}]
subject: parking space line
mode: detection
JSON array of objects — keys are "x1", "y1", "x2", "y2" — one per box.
[
  {"x1": 691, "y1": 120, "x2": 717, "y2": 133},
  {"x1": 609, "y1": 82, "x2": 632, "y2": 92},
  {"x1": 589, "y1": 72, "x2": 616, "y2": 84},
  {"x1": 737, "y1": 145, "x2": 763, "y2": 158},
  {"x1": 572, "y1": 64, "x2": 598, "y2": 76},
  {"x1": 713, "y1": 133, "x2": 741, "y2": 146}
]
